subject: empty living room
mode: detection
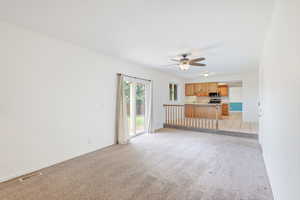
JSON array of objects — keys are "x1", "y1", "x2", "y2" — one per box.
[{"x1": 1, "y1": 0, "x2": 299, "y2": 200}]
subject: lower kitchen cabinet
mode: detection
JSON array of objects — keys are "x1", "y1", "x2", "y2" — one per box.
[
  {"x1": 185, "y1": 104, "x2": 222, "y2": 119},
  {"x1": 222, "y1": 103, "x2": 229, "y2": 116}
]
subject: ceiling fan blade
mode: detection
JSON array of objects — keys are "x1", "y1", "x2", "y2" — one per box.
[
  {"x1": 189, "y1": 57, "x2": 205, "y2": 63},
  {"x1": 170, "y1": 58, "x2": 180, "y2": 62},
  {"x1": 190, "y1": 63, "x2": 206, "y2": 67},
  {"x1": 159, "y1": 63, "x2": 179, "y2": 67}
]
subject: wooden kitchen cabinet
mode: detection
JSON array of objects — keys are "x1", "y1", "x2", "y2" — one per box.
[
  {"x1": 193, "y1": 106, "x2": 207, "y2": 118},
  {"x1": 185, "y1": 83, "x2": 228, "y2": 97},
  {"x1": 193, "y1": 83, "x2": 201, "y2": 95},
  {"x1": 195, "y1": 83, "x2": 207, "y2": 96},
  {"x1": 185, "y1": 84, "x2": 195, "y2": 96},
  {"x1": 218, "y1": 85, "x2": 229, "y2": 96},
  {"x1": 222, "y1": 103, "x2": 229, "y2": 116},
  {"x1": 185, "y1": 104, "x2": 222, "y2": 119},
  {"x1": 202, "y1": 83, "x2": 209, "y2": 96},
  {"x1": 194, "y1": 83, "x2": 218, "y2": 97},
  {"x1": 184, "y1": 104, "x2": 194, "y2": 117},
  {"x1": 207, "y1": 83, "x2": 218, "y2": 94}
]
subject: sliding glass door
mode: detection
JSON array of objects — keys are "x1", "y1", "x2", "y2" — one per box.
[
  {"x1": 124, "y1": 80, "x2": 146, "y2": 137},
  {"x1": 135, "y1": 83, "x2": 145, "y2": 134}
]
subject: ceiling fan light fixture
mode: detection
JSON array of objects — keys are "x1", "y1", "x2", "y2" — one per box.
[
  {"x1": 179, "y1": 63, "x2": 190, "y2": 71},
  {"x1": 168, "y1": 53, "x2": 206, "y2": 71}
]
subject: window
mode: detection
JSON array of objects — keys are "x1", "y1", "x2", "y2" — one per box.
[
  {"x1": 169, "y1": 83, "x2": 178, "y2": 101},
  {"x1": 169, "y1": 84, "x2": 173, "y2": 101},
  {"x1": 174, "y1": 84, "x2": 178, "y2": 101}
]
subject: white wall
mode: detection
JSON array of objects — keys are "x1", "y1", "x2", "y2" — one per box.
[
  {"x1": 229, "y1": 87, "x2": 242, "y2": 102},
  {"x1": 186, "y1": 71, "x2": 259, "y2": 121},
  {"x1": 259, "y1": 0, "x2": 300, "y2": 199},
  {"x1": 0, "y1": 21, "x2": 184, "y2": 182},
  {"x1": 242, "y1": 72, "x2": 259, "y2": 121}
]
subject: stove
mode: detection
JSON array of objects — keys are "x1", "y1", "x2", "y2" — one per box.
[{"x1": 209, "y1": 98, "x2": 221, "y2": 104}]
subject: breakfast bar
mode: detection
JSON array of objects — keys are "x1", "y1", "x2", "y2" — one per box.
[{"x1": 184, "y1": 103, "x2": 222, "y2": 119}]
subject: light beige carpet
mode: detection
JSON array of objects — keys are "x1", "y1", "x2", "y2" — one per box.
[{"x1": 0, "y1": 128, "x2": 273, "y2": 200}]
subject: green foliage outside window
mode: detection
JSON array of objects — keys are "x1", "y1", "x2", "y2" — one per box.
[{"x1": 169, "y1": 83, "x2": 178, "y2": 101}]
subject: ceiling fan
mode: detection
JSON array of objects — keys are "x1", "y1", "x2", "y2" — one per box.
[{"x1": 169, "y1": 53, "x2": 206, "y2": 71}]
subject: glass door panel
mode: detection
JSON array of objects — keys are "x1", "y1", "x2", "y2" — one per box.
[
  {"x1": 123, "y1": 81, "x2": 133, "y2": 135},
  {"x1": 135, "y1": 83, "x2": 145, "y2": 134},
  {"x1": 123, "y1": 80, "x2": 146, "y2": 137}
]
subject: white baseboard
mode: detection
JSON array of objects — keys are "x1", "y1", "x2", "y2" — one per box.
[{"x1": 0, "y1": 167, "x2": 45, "y2": 183}]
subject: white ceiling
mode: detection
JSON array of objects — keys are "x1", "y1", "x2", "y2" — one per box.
[{"x1": 0, "y1": 0, "x2": 274, "y2": 78}]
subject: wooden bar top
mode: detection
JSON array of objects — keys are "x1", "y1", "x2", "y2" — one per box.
[{"x1": 184, "y1": 103, "x2": 221, "y2": 107}]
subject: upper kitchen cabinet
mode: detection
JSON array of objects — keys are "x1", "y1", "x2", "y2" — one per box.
[
  {"x1": 195, "y1": 83, "x2": 218, "y2": 96},
  {"x1": 218, "y1": 85, "x2": 229, "y2": 96},
  {"x1": 185, "y1": 82, "x2": 228, "y2": 97},
  {"x1": 185, "y1": 84, "x2": 195, "y2": 96},
  {"x1": 194, "y1": 83, "x2": 207, "y2": 96},
  {"x1": 207, "y1": 83, "x2": 218, "y2": 94}
]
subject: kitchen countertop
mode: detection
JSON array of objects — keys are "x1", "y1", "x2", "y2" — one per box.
[{"x1": 184, "y1": 103, "x2": 222, "y2": 106}]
